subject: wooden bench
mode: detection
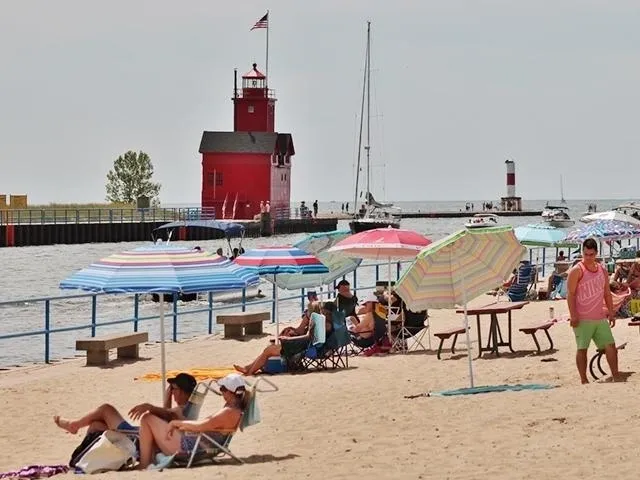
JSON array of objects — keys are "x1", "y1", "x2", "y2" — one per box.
[
  {"x1": 216, "y1": 311, "x2": 270, "y2": 339},
  {"x1": 434, "y1": 327, "x2": 468, "y2": 360},
  {"x1": 76, "y1": 332, "x2": 149, "y2": 366},
  {"x1": 589, "y1": 342, "x2": 627, "y2": 380},
  {"x1": 519, "y1": 321, "x2": 555, "y2": 353}
]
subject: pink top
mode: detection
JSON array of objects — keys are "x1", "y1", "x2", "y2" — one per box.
[{"x1": 575, "y1": 262, "x2": 607, "y2": 321}]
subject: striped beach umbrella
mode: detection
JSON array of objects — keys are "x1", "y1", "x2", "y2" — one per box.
[
  {"x1": 234, "y1": 246, "x2": 329, "y2": 338},
  {"x1": 60, "y1": 245, "x2": 259, "y2": 397},
  {"x1": 329, "y1": 227, "x2": 432, "y2": 260},
  {"x1": 395, "y1": 226, "x2": 526, "y2": 387},
  {"x1": 60, "y1": 245, "x2": 259, "y2": 293},
  {"x1": 565, "y1": 220, "x2": 640, "y2": 243},
  {"x1": 264, "y1": 231, "x2": 361, "y2": 290}
]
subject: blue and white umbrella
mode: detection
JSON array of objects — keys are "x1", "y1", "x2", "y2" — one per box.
[
  {"x1": 565, "y1": 220, "x2": 640, "y2": 243},
  {"x1": 60, "y1": 245, "x2": 259, "y2": 396},
  {"x1": 234, "y1": 246, "x2": 329, "y2": 339}
]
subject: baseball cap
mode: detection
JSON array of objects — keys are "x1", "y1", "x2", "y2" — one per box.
[
  {"x1": 361, "y1": 292, "x2": 379, "y2": 304},
  {"x1": 217, "y1": 373, "x2": 247, "y2": 394},
  {"x1": 167, "y1": 373, "x2": 197, "y2": 395},
  {"x1": 336, "y1": 279, "x2": 350, "y2": 288}
]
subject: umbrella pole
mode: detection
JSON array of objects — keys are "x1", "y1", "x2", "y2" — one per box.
[
  {"x1": 461, "y1": 275, "x2": 475, "y2": 388},
  {"x1": 274, "y1": 275, "x2": 280, "y2": 343},
  {"x1": 387, "y1": 256, "x2": 393, "y2": 345},
  {"x1": 159, "y1": 296, "x2": 167, "y2": 401}
]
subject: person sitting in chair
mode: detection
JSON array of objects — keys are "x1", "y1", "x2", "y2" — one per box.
[
  {"x1": 53, "y1": 373, "x2": 197, "y2": 435},
  {"x1": 348, "y1": 293, "x2": 379, "y2": 339},
  {"x1": 234, "y1": 302, "x2": 333, "y2": 376},
  {"x1": 137, "y1": 374, "x2": 249, "y2": 469}
]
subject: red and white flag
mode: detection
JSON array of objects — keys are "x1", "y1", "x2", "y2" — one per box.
[{"x1": 250, "y1": 12, "x2": 268, "y2": 30}]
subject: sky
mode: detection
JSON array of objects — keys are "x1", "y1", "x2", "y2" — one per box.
[{"x1": 1, "y1": 0, "x2": 639, "y2": 205}]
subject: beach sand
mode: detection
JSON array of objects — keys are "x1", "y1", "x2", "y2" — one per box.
[{"x1": 1, "y1": 297, "x2": 639, "y2": 479}]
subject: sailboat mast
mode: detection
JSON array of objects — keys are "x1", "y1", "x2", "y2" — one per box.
[
  {"x1": 560, "y1": 175, "x2": 566, "y2": 204},
  {"x1": 365, "y1": 21, "x2": 371, "y2": 202},
  {"x1": 353, "y1": 23, "x2": 368, "y2": 218}
]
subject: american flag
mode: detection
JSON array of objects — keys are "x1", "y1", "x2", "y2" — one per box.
[{"x1": 250, "y1": 12, "x2": 268, "y2": 30}]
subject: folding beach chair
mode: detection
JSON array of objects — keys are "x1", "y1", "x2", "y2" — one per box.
[
  {"x1": 504, "y1": 261, "x2": 537, "y2": 302},
  {"x1": 349, "y1": 314, "x2": 388, "y2": 355},
  {"x1": 167, "y1": 377, "x2": 274, "y2": 469},
  {"x1": 304, "y1": 309, "x2": 351, "y2": 370},
  {"x1": 391, "y1": 303, "x2": 430, "y2": 353}
]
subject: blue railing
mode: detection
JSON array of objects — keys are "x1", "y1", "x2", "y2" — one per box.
[{"x1": 0, "y1": 261, "x2": 405, "y2": 366}]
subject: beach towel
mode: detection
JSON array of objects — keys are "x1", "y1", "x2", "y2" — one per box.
[
  {"x1": 404, "y1": 383, "x2": 556, "y2": 399},
  {"x1": 136, "y1": 367, "x2": 237, "y2": 382},
  {"x1": 0, "y1": 465, "x2": 69, "y2": 479},
  {"x1": 310, "y1": 312, "x2": 326, "y2": 346}
]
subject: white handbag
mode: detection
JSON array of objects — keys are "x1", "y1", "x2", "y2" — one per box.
[{"x1": 76, "y1": 430, "x2": 137, "y2": 474}]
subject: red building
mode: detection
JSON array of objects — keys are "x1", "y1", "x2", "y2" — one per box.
[{"x1": 199, "y1": 63, "x2": 295, "y2": 219}]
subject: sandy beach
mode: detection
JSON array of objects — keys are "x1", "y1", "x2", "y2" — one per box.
[{"x1": 2, "y1": 297, "x2": 640, "y2": 479}]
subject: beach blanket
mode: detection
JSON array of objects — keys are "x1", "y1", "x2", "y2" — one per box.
[
  {"x1": 405, "y1": 383, "x2": 556, "y2": 399},
  {"x1": 0, "y1": 465, "x2": 68, "y2": 479},
  {"x1": 136, "y1": 367, "x2": 237, "y2": 383}
]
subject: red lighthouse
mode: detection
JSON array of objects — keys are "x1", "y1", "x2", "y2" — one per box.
[{"x1": 199, "y1": 63, "x2": 295, "y2": 219}]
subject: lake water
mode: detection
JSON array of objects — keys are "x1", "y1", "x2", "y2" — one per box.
[{"x1": 0, "y1": 199, "x2": 631, "y2": 366}]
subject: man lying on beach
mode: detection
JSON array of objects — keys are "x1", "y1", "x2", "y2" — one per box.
[
  {"x1": 53, "y1": 372, "x2": 197, "y2": 435},
  {"x1": 234, "y1": 301, "x2": 333, "y2": 376}
]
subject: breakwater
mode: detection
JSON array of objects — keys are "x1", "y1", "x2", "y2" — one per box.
[{"x1": 0, "y1": 217, "x2": 337, "y2": 247}]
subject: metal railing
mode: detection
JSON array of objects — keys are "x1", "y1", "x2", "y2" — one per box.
[
  {"x1": 0, "y1": 261, "x2": 405, "y2": 366},
  {"x1": 0, "y1": 207, "x2": 217, "y2": 225}
]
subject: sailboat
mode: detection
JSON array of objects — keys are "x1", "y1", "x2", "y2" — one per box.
[
  {"x1": 349, "y1": 21, "x2": 401, "y2": 234},
  {"x1": 541, "y1": 175, "x2": 575, "y2": 228}
]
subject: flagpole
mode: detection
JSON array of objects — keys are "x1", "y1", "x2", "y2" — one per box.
[{"x1": 265, "y1": 10, "x2": 270, "y2": 89}]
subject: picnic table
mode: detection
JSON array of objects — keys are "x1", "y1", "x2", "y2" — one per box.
[{"x1": 456, "y1": 301, "x2": 529, "y2": 358}]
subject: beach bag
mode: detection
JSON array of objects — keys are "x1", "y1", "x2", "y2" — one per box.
[
  {"x1": 69, "y1": 430, "x2": 103, "y2": 467},
  {"x1": 75, "y1": 430, "x2": 136, "y2": 474}
]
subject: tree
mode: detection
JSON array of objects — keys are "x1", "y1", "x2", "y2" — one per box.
[{"x1": 105, "y1": 150, "x2": 161, "y2": 204}]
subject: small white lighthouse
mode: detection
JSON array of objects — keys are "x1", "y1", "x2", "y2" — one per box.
[{"x1": 500, "y1": 159, "x2": 522, "y2": 211}]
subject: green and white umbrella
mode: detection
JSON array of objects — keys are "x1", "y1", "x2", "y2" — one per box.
[{"x1": 396, "y1": 226, "x2": 526, "y2": 387}]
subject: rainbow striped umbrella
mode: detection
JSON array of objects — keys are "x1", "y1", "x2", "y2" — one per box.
[
  {"x1": 395, "y1": 226, "x2": 526, "y2": 387},
  {"x1": 60, "y1": 245, "x2": 259, "y2": 397},
  {"x1": 234, "y1": 246, "x2": 329, "y2": 338}
]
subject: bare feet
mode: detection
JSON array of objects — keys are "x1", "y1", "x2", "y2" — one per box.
[
  {"x1": 233, "y1": 364, "x2": 247, "y2": 374},
  {"x1": 53, "y1": 415, "x2": 79, "y2": 434}
]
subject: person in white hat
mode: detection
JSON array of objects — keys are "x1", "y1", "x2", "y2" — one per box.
[
  {"x1": 347, "y1": 292, "x2": 379, "y2": 339},
  {"x1": 136, "y1": 373, "x2": 248, "y2": 469}
]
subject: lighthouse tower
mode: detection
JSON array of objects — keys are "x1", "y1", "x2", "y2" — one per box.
[
  {"x1": 500, "y1": 159, "x2": 522, "y2": 211},
  {"x1": 199, "y1": 63, "x2": 295, "y2": 220}
]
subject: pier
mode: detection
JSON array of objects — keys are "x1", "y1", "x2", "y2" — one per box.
[{"x1": 0, "y1": 207, "x2": 337, "y2": 247}]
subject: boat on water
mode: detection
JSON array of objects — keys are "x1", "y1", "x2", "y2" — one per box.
[
  {"x1": 464, "y1": 213, "x2": 499, "y2": 229},
  {"x1": 543, "y1": 207, "x2": 575, "y2": 228},
  {"x1": 349, "y1": 22, "x2": 401, "y2": 234},
  {"x1": 613, "y1": 202, "x2": 640, "y2": 219}
]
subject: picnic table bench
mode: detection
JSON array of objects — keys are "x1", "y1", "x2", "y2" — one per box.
[
  {"x1": 216, "y1": 311, "x2": 270, "y2": 339},
  {"x1": 519, "y1": 321, "x2": 555, "y2": 353},
  {"x1": 76, "y1": 332, "x2": 149, "y2": 366},
  {"x1": 434, "y1": 326, "x2": 468, "y2": 359}
]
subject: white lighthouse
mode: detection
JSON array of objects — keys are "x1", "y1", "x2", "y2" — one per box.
[{"x1": 500, "y1": 159, "x2": 522, "y2": 211}]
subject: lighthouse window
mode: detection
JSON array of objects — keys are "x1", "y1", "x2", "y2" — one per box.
[{"x1": 248, "y1": 105, "x2": 255, "y2": 113}]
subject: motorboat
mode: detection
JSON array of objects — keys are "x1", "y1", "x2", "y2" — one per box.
[
  {"x1": 543, "y1": 208, "x2": 575, "y2": 228},
  {"x1": 541, "y1": 204, "x2": 566, "y2": 219},
  {"x1": 613, "y1": 202, "x2": 640, "y2": 220},
  {"x1": 464, "y1": 213, "x2": 499, "y2": 229},
  {"x1": 350, "y1": 194, "x2": 401, "y2": 233}
]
